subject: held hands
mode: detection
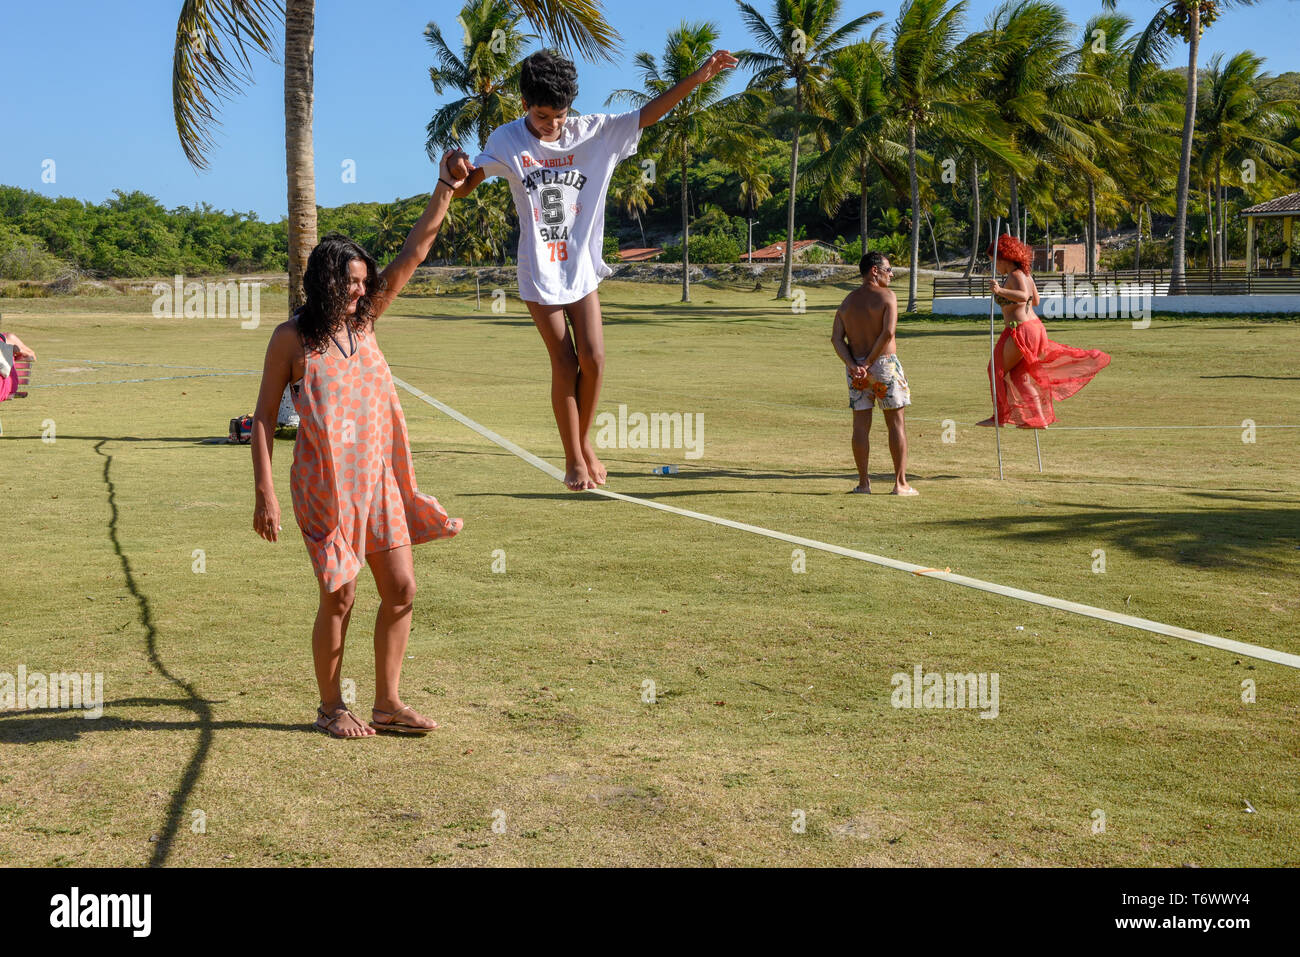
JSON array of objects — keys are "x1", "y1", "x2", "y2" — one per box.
[
  {"x1": 696, "y1": 50, "x2": 738, "y2": 83},
  {"x1": 850, "y1": 364, "x2": 870, "y2": 388},
  {"x1": 253, "y1": 493, "x2": 281, "y2": 543},
  {"x1": 439, "y1": 148, "x2": 473, "y2": 189}
]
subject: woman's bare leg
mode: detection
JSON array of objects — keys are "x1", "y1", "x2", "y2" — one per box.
[
  {"x1": 526, "y1": 299, "x2": 593, "y2": 490},
  {"x1": 980, "y1": 334, "x2": 1026, "y2": 427},
  {"x1": 312, "y1": 575, "x2": 372, "y2": 736},
  {"x1": 1001, "y1": 335, "x2": 1023, "y2": 373},
  {"x1": 565, "y1": 291, "x2": 607, "y2": 484},
  {"x1": 367, "y1": 544, "x2": 436, "y2": 730}
]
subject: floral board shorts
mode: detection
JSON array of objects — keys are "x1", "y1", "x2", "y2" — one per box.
[{"x1": 848, "y1": 354, "x2": 911, "y2": 411}]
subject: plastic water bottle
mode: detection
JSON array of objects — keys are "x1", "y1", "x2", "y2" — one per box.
[{"x1": 650, "y1": 465, "x2": 679, "y2": 475}]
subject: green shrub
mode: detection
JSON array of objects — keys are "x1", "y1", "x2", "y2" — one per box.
[
  {"x1": 1101, "y1": 240, "x2": 1173, "y2": 270},
  {"x1": 800, "y1": 244, "x2": 841, "y2": 265},
  {"x1": 658, "y1": 230, "x2": 741, "y2": 264},
  {"x1": 0, "y1": 224, "x2": 66, "y2": 280}
]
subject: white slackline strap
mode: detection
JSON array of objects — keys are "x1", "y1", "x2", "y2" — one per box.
[{"x1": 393, "y1": 376, "x2": 1300, "y2": 671}]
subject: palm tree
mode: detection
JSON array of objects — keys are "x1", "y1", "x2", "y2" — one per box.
[
  {"x1": 608, "y1": 21, "x2": 764, "y2": 302},
  {"x1": 1049, "y1": 11, "x2": 1135, "y2": 273},
  {"x1": 977, "y1": 2, "x2": 1087, "y2": 244},
  {"x1": 735, "y1": 0, "x2": 881, "y2": 299},
  {"x1": 608, "y1": 161, "x2": 654, "y2": 248},
  {"x1": 173, "y1": 0, "x2": 619, "y2": 308},
  {"x1": 1075, "y1": 13, "x2": 1181, "y2": 272},
  {"x1": 923, "y1": 24, "x2": 1028, "y2": 282},
  {"x1": 425, "y1": 0, "x2": 534, "y2": 155},
  {"x1": 1196, "y1": 51, "x2": 1300, "y2": 267},
  {"x1": 370, "y1": 202, "x2": 411, "y2": 260},
  {"x1": 800, "y1": 40, "x2": 907, "y2": 257},
  {"x1": 886, "y1": 0, "x2": 1006, "y2": 311},
  {"x1": 735, "y1": 156, "x2": 774, "y2": 260},
  {"x1": 1112, "y1": 0, "x2": 1259, "y2": 290}
]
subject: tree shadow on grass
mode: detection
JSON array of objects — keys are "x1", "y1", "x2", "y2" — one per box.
[
  {"x1": 0, "y1": 701, "x2": 306, "y2": 744},
  {"x1": 90, "y1": 439, "x2": 212, "y2": 867},
  {"x1": 924, "y1": 503, "x2": 1300, "y2": 569}
]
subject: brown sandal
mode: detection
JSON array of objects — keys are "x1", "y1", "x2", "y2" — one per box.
[
  {"x1": 369, "y1": 704, "x2": 438, "y2": 735},
  {"x1": 315, "y1": 705, "x2": 371, "y2": 739}
]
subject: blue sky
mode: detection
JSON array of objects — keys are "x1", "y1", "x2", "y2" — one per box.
[{"x1": 2, "y1": 0, "x2": 1296, "y2": 221}]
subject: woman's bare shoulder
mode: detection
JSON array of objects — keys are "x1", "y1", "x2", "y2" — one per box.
[{"x1": 267, "y1": 319, "x2": 306, "y2": 364}]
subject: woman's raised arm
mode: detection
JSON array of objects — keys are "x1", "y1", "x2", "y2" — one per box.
[{"x1": 371, "y1": 150, "x2": 471, "y2": 319}]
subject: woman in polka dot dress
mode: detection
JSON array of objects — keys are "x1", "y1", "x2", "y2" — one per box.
[{"x1": 250, "y1": 151, "x2": 468, "y2": 739}]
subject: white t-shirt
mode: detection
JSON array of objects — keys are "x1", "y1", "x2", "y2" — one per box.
[{"x1": 474, "y1": 110, "x2": 641, "y2": 305}]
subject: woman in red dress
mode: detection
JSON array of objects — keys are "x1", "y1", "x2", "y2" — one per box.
[{"x1": 978, "y1": 234, "x2": 1110, "y2": 429}]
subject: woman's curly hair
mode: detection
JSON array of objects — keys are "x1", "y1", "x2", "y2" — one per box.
[
  {"x1": 987, "y1": 233, "x2": 1033, "y2": 274},
  {"x1": 520, "y1": 49, "x2": 578, "y2": 110},
  {"x1": 295, "y1": 233, "x2": 385, "y2": 355}
]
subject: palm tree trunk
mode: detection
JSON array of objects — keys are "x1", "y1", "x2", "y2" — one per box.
[
  {"x1": 1216, "y1": 164, "x2": 1225, "y2": 264},
  {"x1": 778, "y1": 85, "x2": 801, "y2": 300},
  {"x1": 1087, "y1": 178, "x2": 1097, "y2": 274},
  {"x1": 1171, "y1": 7, "x2": 1200, "y2": 294},
  {"x1": 1135, "y1": 203, "x2": 1143, "y2": 272},
  {"x1": 636, "y1": 210, "x2": 646, "y2": 249},
  {"x1": 1045, "y1": 213, "x2": 1052, "y2": 270},
  {"x1": 1009, "y1": 172, "x2": 1020, "y2": 241},
  {"x1": 964, "y1": 160, "x2": 980, "y2": 279},
  {"x1": 907, "y1": 116, "x2": 920, "y2": 312},
  {"x1": 925, "y1": 210, "x2": 940, "y2": 268},
  {"x1": 681, "y1": 158, "x2": 690, "y2": 303},
  {"x1": 1206, "y1": 185, "x2": 1216, "y2": 273},
  {"x1": 859, "y1": 159, "x2": 870, "y2": 255},
  {"x1": 284, "y1": 0, "x2": 317, "y2": 311}
]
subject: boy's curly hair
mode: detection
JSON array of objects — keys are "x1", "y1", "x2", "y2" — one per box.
[
  {"x1": 520, "y1": 49, "x2": 578, "y2": 110},
  {"x1": 987, "y1": 233, "x2": 1033, "y2": 274},
  {"x1": 295, "y1": 233, "x2": 384, "y2": 355}
]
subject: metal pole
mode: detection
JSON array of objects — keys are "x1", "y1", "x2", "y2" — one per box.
[
  {"x1": 989, "y1": 216, "x2": 1004, "y2": 480},
  {"x1": 1034, "y1": 429, "x2": 1042, "y2": 473}
]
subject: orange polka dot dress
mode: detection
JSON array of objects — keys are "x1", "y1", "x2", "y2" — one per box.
[{"x1": 289, "y1": 315, "x2": 461, "y2": 591}]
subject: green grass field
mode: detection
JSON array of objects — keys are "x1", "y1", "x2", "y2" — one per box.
[{"x1": 2, "y1": 278, "x2": 1298, "y2": 867}]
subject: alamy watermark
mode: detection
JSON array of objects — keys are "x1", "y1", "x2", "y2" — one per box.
[
  {"x1": 1038, "y1": 275, "x2": 1153, "y2": 328},
  {"x1": 152, "y1": 275, "x2": 262, "y2": 328},
  {"x1": 1, "y1": 666, "x2": 104, "y2": 718},
  {"x1": 891, "y1": 664, "x2": 999, "y2": 719},
  {"x1": 594, "y1": 404, "x2": 704, "y2": 459}
]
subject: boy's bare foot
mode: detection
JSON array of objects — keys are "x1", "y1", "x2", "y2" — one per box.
[
  {"x1": 563, "y1": 462, "x2": 596, "y2": 491},
  {"x1": 890, "y1": 484, "x2": 919, "y2": 496},
  {"x1": 370, "y1": 703, "x2": 438, "y2": 734},
  {"x1": 847, "y1": 483, "x2": 871, "y2": 494},
  {"x1": 315, "y1": 705, "x2": 375, "y2": 738},
  {"x1": 581, "y1": 447, "x2": 608, "y2": 485},
  {"x1": 975, "y1": 416, "x2": 997, "y2": 427}
]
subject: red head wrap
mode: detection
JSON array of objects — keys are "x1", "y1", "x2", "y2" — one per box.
[{"x1": 986, "y1": 233, "x2": 1032, "y2": 273}]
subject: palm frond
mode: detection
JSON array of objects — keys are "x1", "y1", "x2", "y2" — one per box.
[{"x1": 173, "y1": 0, "x2": 283, "y2": 169}]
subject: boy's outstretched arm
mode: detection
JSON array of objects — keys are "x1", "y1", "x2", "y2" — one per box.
[{"x1": 638, "y1": 50, "x2": 738, "y2": 128}]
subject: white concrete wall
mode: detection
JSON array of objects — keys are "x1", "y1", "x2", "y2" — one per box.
[{"x1": 930, "y1": 294, "x2": 1300, "y2": 316}]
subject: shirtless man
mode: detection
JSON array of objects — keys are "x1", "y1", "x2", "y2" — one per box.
[{"x1": 830, "y1": 251, "x2": 916, "y2": 495}]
